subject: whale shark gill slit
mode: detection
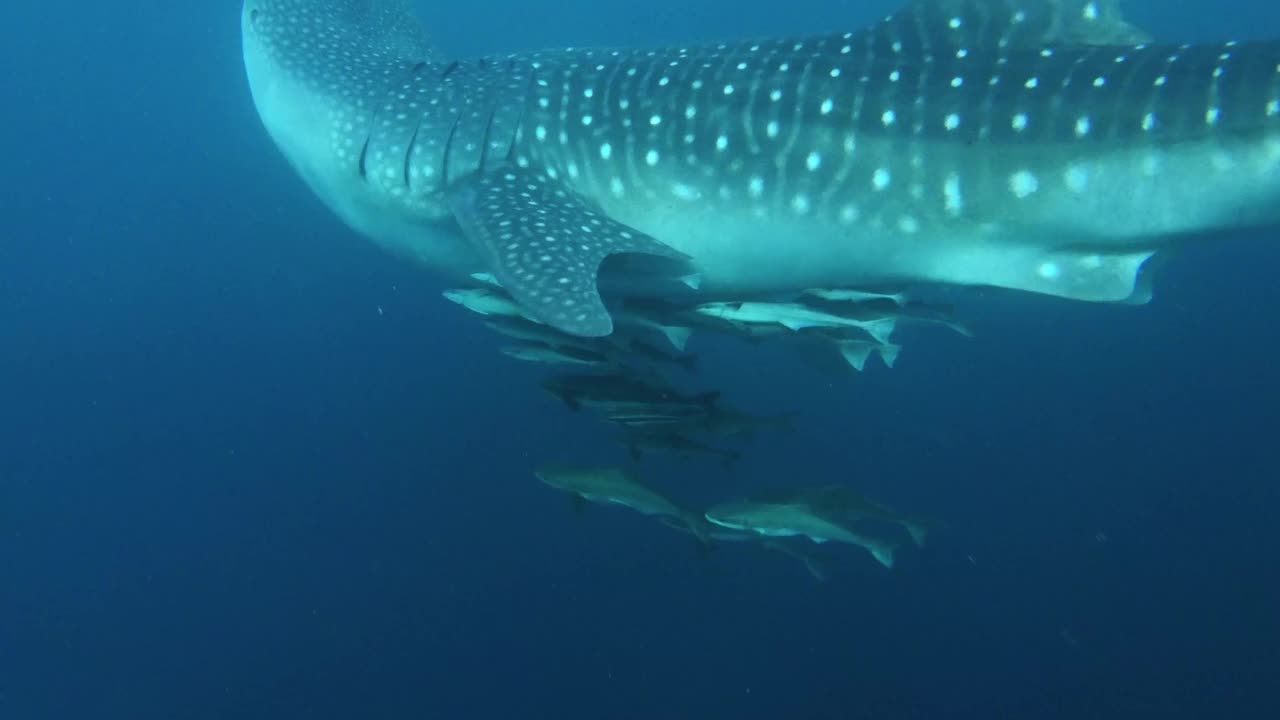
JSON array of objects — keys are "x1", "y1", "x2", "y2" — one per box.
[
  {"x1": 403, "y1": 121, "x2": 421, "y2": 189},
  {"x1": 357, "y1": 136, "x2": 370, "y2": 181},
  {"x1": 441, "y1": 113, "x2": 463, "y2": 187}
]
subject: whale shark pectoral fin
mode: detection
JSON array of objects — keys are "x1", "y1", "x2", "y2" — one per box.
[{"x1": 447, "y1": 167, "x2": 688, "y2": 337}]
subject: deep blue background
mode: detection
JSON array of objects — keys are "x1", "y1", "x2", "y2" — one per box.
[{"x1": 2, "y1": 1, "x2": 1279, "y2": 717}]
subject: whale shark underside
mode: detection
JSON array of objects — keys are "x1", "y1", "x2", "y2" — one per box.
[{"x1": 242, "y1": 0, "x2": 1280, "y2": 337}]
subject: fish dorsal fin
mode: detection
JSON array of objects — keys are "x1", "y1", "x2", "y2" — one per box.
[{"x1": 869, "y1": 0, "x2": 1151, "y2": 54}]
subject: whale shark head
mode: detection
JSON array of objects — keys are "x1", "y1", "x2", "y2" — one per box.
[
  {"x1": 242, "y1": 0, "x2": 433, "y2": 169},
  {"x1": 242, "y1": 1, "x2": 488, "y2": 275}
]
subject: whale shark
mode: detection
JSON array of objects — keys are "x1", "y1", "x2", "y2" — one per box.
[{"x1": 242, "y1": 0, "x2": 1280, "y2": 337}]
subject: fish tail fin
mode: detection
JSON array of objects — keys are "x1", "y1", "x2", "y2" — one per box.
[
  {"x1": 906, "y1": 522, "x2": 929, "y2": 548},
  {"x1": 837, "y1": 341, "x2": 872, "y2": 371},
  {"x1": 871, "y1": 543, "x2": 897, "y2": 569},
  {"x1": 679, "y1": 272, "x2": 703, "y2": 291},
  {"x1": 657, "y1": 324, "x2": 693, "y2": 352},
  {"x1": 877, "y1": 343, "x2": 902, "y2": 369},
  {"x1": 863, "y1": 318, "x2": 897, "y2": 345},
  {"x1": 834, "y1": 338, "x2": 875, "y2": 366}
]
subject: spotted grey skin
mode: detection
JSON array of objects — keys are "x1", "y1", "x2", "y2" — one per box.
[{"x1": 243, "y1": 0, "x2": 1280, "y2": 337}]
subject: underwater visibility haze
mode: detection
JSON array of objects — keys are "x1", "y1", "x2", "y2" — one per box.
[{"x1": 2, "y1": 0, "x2": 1279, "y2": 718}]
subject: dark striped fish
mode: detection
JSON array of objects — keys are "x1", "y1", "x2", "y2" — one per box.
[{"x1": 243, "y1": 0, "x2": 1280, "y2": 336}]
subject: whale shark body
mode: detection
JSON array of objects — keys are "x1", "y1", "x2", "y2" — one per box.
[{"x1": 242, "y1": 0, "x2": 1280, "y2": 337}]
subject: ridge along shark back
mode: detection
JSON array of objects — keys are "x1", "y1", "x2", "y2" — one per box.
[{"x1": 242, "y1": 0, "x2": 1280, "y2": 337}]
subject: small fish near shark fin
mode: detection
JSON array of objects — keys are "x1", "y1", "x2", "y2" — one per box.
[
  {"x1": 873, "y1": 0, "x2": 1151, "y2": 55},
  {"x1": 447, "y1": 167, "x2": 689, "y2": 337}
]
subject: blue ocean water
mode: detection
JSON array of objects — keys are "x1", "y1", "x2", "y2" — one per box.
[{"x1": 2, "y1": 1, "x2": 1279, "y2": 717}]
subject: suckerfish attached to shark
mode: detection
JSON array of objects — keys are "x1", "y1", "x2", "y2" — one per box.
[
  {"x1": 535, "y1": 464, "x2": 711, "y2": 543},
  {"x1": 704, "y1": 498, "x2": 900, "y2": 568},
  {"x1": 243, "y1": 0, "x2": 1280, "y2": 338}
]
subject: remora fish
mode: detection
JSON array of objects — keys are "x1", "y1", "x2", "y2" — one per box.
[
  {"x1": 500, "y1": 342, "x2": 616, "y2": 368},
  {"x1": 535, "y1": 464, "x2": 710, "y2": 543},
  {"x1": 619, "y1": 427, "x2": 742, "y2": 467},
  {"x1": 244, "y1": 0, "x2": 1280, "y2": 338},
  {"x1": 658, "y1": 516, "x2": 830, "y2": 582},
  {"x1": 804, "y1": 288, "x2": 909, "y2": 306},
  {"x1": 442, "y1": 288, "x2": 534, "y2": 321},
  {"x1": 652, "y1": 405, "x2": 796, "y2": 442},
  {"x1": 541, "y1": 373, "x2": 719, "y2": 421},
  {"x1": 704, "y1": 500, "x2": 899, "y2": 568},
  {"x1": 695, "y1": 301, "x2": 899, "y2": 344},
  {"x1": 483, "y1": 316, "x2": 604, "y2": 352},
  {"x1": 798, "y1": 486, "x2": 933, "y2": 547},
  {"x1": 803, "y1": 296, "x2": 975, "y2": 338}
]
